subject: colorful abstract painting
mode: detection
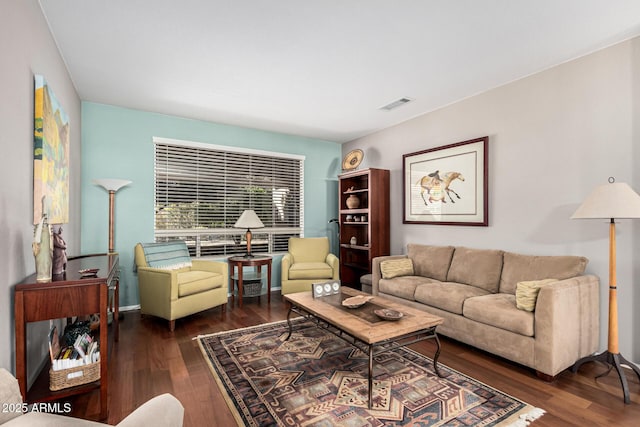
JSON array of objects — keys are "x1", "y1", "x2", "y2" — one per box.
[{"x1": 34, "y1": 75, "x2": 69, "y2": 224}]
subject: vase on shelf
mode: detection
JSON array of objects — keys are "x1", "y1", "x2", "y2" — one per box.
[{"x1": 346, "y1": 194, "x2": 360, "y2": 209}]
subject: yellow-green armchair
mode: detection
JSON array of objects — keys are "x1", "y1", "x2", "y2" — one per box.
[
  {"x1": 281, "y1": 237, "x2": 339, "y2": 295},
  {"x1": 134, "y1": 241, "x2": 228, "y2": 331}
]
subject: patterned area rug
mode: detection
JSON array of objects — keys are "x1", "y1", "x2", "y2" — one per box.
[{"x1": 197, "y1": 319, "x2": 544, "y2": 426}]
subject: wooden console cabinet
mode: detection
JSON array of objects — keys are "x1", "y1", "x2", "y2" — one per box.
[
  {"x1": 14, "y1": 253, "x2": 119, "y2": 420},
  {"x1": 338, "y1": 168, "x2": 390, "y2": 288}
]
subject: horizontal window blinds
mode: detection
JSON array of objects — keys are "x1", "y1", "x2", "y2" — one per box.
[{"x1": 154, "y1": 141, "x2": 303, "y2": 255}]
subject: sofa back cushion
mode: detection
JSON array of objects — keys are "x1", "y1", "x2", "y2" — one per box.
[
  {"x1": 499, "y1": 252, "x2": 588, "y2": 294},
  {"x1": 406, "y1": 244, "x2": 455, "y2": 281},
  {"x1": 446, "y1": 247, "x2": 504, "y2": 293}
]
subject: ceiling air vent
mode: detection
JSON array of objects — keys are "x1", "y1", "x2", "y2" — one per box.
[{"x1": 380, "y1": 97, "x2": 413, "y2": 111}]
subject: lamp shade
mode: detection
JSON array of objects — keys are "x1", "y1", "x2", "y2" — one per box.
[
  {"x1": 234, "y1": 209, "x2": 265, "y2": 229},
  {"x1": 571, "y1": 182, "x2": 640, "y2": 220},
  {"x1": 93, "y1": 178, "x2": 132, "y2": 192}
]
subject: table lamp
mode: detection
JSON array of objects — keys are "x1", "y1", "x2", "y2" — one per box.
[
  {"x1": 93, "y1": 178, "x2": 131, "y2": 254},
  {"x1": 570, "y1": 177, "x2": 640, "y2": 404},
  {"x1": 234, "y1": 209, "x2": 264, "y2": 257}
]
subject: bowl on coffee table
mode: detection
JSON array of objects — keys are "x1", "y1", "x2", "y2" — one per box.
[
  {"x1": 342, "y1": 295, "x2": 374, "y2": 309},
  {"x1": 374, "y1": 308, "x2": 403, "y2": 321}
]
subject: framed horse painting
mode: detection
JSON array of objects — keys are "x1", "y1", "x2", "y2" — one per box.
[{"x1": 403, "y1": 136, "x2": 488, "y2": 226}]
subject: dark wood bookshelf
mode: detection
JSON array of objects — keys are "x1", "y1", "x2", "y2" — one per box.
[{"x1": 338, "y1": 168, "x2": 390, "y2": 288}]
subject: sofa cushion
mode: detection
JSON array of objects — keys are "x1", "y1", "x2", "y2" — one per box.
[
  {"x1": 446, "y1": 247, "x2": 504, "y2": 293},
  {"x1": 499, "y1": 252, "x2": 588, "y2": 294},
  {"x1": 288, "y1": 262, "x2": 333, "y2": 280},
  {"x1": 178, "y1": 270, "x2": 223, "y2": 297},
  {"x1": 406, "y1": 244, "x2": 455, "y2": 281},
  {"x1": 414, "y1": 282, "x2": 490, "y2": 315},
  {"x1": 463, "y1": 293, "x2": 535, "y2": 336},
  {"x1": 515, "y1": 279, "x2": 557, "y2": 311},
  {"x1": 378, "y1": 276, "x2": 433, "y2": 300},
  {"x1": 380, "y1": 258, "x2": 414, "y2": 279}
]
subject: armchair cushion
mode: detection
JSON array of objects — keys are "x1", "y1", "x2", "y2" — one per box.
[
  {"x1": 0, "y1": 369, "x2": 184, "y2": 426},
  {"x1": 116, "y1": 393, "x2": 184, "y2": 427},
  {"x1": 0, "y1": 368, "x2": 23, "y2": 424},
  {"x1": 288, "y1": 237, "x2": 329, "y2": 263},
  {"x1": 288, "y1": 262, "x2": 333, "y2": 280},
  {"x1": 177, "y1": 270, "x2": 224, "y2": 297}
]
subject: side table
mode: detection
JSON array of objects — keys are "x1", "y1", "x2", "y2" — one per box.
[
  {"x1": 14, "y1": 253, "x2": 119, "y2": 420},
  {"x1": 228, "y1": 255, "x2": 272, "y2": 307}
]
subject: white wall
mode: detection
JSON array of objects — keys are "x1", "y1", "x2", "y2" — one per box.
[
  {"x1": 0, "y1": 1, "x2": 82, "y2": 377},
  {"x1": 344, "y1": 37, "x2": 640, "y2": 363},
  {"x1": 632, "y1": 36, "x2": 640, "y2": 362}
]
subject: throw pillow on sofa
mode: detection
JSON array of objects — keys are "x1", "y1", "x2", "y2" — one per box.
[
  {"x1": 515, "y1": 279, "x2": 557, "y2": 311},
  {"x1": 380, "y1": 258, "x2": 414, "y2": 279}
]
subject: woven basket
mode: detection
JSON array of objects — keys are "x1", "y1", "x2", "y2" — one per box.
[
  {"x1": 243, "y1": 280, "x2": 263, "y2": 297},
  {"x1": 49, "y1": 361, "x2": 100, "y2": 391}
]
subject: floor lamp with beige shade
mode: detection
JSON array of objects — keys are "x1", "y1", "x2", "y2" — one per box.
[{"x1": 571, "y1": 177, "x2": 640, "y2": 404}]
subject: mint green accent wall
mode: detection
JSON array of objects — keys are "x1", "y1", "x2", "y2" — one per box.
[{"x1": 81, "y1": 102, "x2": 341, "y2": 307}]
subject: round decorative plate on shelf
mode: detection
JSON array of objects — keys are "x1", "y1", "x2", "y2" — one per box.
[
  {"x1": 374, "y1": 308, "x2": 403, "y2": 321},
  {"x1": 342, "y1": 149, "x2": 364, "y2": 171}
]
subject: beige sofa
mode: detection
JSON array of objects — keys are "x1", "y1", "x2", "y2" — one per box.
[
  {"x1": 372, "y1": 244, "x2": 600, "y2": 378},
  {"x1": 0, "y1": 368, "x2": 183, "y2": 426}
]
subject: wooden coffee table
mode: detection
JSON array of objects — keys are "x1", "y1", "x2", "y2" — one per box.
[{"x1": 284, "y1": 287, "x2": 444, "y2": 409}]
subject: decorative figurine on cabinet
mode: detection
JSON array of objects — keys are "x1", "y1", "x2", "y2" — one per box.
[{"x1": 52, "y1": 226, "x2": 67, "y2": 275}]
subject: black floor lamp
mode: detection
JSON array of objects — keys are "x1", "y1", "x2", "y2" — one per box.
[{"x1": 570, "y1": 177, "x2": 640, "y2": 404}]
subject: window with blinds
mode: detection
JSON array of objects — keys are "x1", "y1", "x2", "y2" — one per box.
[{"x1": 154, "y1": 138, "x2": 304, "y2": 256}]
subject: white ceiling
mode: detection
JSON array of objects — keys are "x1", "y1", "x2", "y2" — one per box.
[{"x1": 39, "y1": 1, "x2": 640, "y2": 143}]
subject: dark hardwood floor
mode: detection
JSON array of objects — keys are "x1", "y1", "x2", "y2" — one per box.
[{"x1": 67, "y1": 292, "x2": 640, "y2": 426}]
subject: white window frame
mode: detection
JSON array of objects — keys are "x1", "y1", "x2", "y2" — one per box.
[{"x1": 153, "y1": 137, "x2": 305, "y2": 256}]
